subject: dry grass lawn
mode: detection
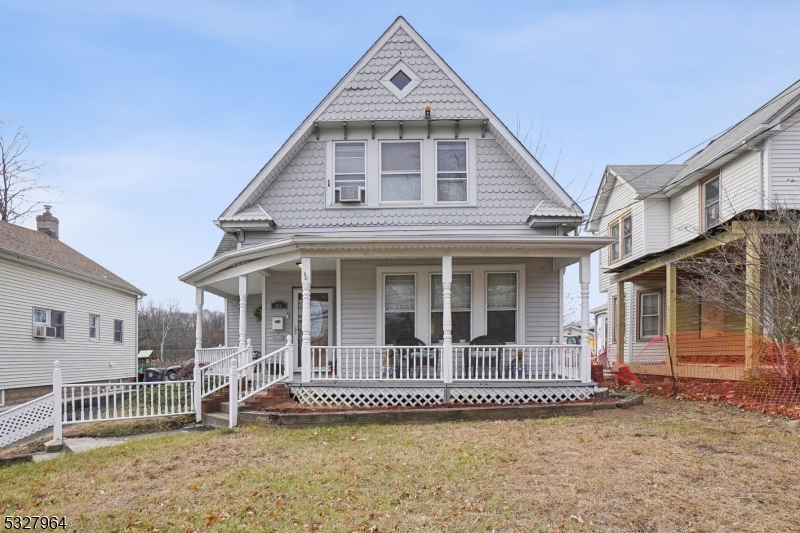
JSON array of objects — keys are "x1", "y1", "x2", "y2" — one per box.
[{"x1": 1, "y1": 397, "x2": 799, "y2": 532}]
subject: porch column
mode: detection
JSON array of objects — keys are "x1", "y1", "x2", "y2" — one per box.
[
  {"x1": 301, "y1": 257, "x2": 312, "y2": 383},
  {"x1": 745, "y1": 234, "x2": 762, "y2": 374},
  {"x1": 616, "y1": 281, "x2": 626, "y2": 365},
  {"x1": 579, "y1": 255, "x2": 591, "y2": 383},
  {"x1": 442, "y1": 256, "x2": 453, "y2": 383},
  {"x1": 238, "y1": 275, "x2": 248, "y2": 350},
  {"x1": 665, "y1": 263, "x2": 678, "y2": 374},
  {"x1": 195, "y1": 288, "x2": 204, "y2": 353}
]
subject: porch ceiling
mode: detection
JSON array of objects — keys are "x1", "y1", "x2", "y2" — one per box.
[{"x1": 180, "y1": 234, "x2": 614, "y2": 289}]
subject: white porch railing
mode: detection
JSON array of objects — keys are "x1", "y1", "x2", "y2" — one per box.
[
  {"x1": 198, "y1": 342, "x2": 252, "y2": 398},
  {"x1": 311, "y1": 346, "x2": 443, "y2": 381},
  {"x1": 0, "y1": 393, "x2": 55, "y2": 448},
  {"x1": 452, "y1": 345, "x2": 581, "y2": 381},
  {"x1": 307, "y1": 344, "x2": 583, "y2": 382},
  {"x1": 59, "y1": 380, "x2": 195, "y2": 424},
  {"x1": 235, "y1": 339, "x2": 293, "y2": 403},
  {"x1": 195, "y1": 345, "x2": 238, "y2": 365}
]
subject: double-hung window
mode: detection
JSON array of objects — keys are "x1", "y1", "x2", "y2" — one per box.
[
  {"x1": 380, "y1": 141, "x2": 421, "y2": 202},
  {"x1": 89, "y1": 315, "x2": 99, "y2": 340},
  {"x1": 334, "y1": 142, "x2": 366, "y2": 203},
  {"x1": 703, "y1": 176, "x2": 720, "y2": 230},
  {"x1": 384, "y1": 275, "x2": 416, "y2": 345},
  {"x1": 430, "y1": 273, "x2": 471, "y2": 344},
  {"x1": 113, "y1": 320, "x2": 124, "y2": 344},
  {"x1": 436, "y1": 140, "x2": 467, "y2": 202},
  {"x1": 33, "y1": 308, "x2": 65, "y2": 339},
  {"x1": 608, "y1": 213, "x2": 632, "y2": 264},
  {"x1": 487, "y1": 273, "x2": 517, "y2": 343},
  {"x1": 638, "y1": 292, "x2": 661, "y2": 339}
]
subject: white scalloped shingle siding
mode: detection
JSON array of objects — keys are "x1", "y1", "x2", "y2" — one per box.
[
  {"x1": 247, "y1": 139, "x2": 547, "y2": 229},
  {"x1": 319, "y1": 29, "x2": 483, "y2": 122}
]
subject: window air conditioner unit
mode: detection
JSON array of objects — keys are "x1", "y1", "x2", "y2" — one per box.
[
  {"x1": 33, "y1": 324, "x2": 46, "y2": 338},
  {"x1": 338, "y1": 185, "x2": 363, "y2": 203}
]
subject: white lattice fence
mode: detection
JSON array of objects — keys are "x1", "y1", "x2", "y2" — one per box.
[
  {"x1": 291, "y1": 386, "x2": 445, "y2": 407},
  {"x1": 450, "y1": 386, "x2": 594, "y2": 405},
  {"x1": 0, "y1": 393, "x2": 54, "y2": 449}
]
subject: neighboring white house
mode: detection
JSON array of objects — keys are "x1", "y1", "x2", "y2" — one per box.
[
  {"x1": 180, "y1": 17, "x2": 613, "y2": 407},
  {"x1": 0, "y1": 207, "x2": 145, "y2": 407},
  {"x1": 587, "y1": 78, "x2": 800, "y2": 380},
  {"x1": 591, "y1": 304, "x2": 607, "y2": 356}
]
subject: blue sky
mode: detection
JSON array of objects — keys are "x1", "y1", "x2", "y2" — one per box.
[{"x1": 2, "y1": 1, "x2": 799, "y2": 312}]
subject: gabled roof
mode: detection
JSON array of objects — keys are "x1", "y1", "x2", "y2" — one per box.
[
  {"x1": 0, "y1": 222, "x2": 144, "y2": 295},
  {"x1": 607, "y1": 165, "x2": 685, "y2": 196},
  {"x1": 219, "y1": 16, "x2": 580, "y2": 225},
  {"x1": 666, "y1": 78, "x2": 800, "y2": 190}
]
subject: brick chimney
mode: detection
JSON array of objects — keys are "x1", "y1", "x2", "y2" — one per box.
[{"x1": 36, "y1": 205, "x2": 59, "y2": 240}]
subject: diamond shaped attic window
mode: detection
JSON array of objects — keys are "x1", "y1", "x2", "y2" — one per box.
[
  {"x1": 380, "y1": 61, "x2": 421, "y2": 101},
  {"x1": 390, "y1": 70, "x2": 412, "y2": 91}
]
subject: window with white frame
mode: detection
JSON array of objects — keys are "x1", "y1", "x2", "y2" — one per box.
[
  {"x1": 430, "y1": 273, "x2": 471, "y2": 344},
  {"x1": 384, "y1": 275, "x2": 416, "y2": 344},
  {"x1": 333, "y1": 141, "x2": 366, "y2": 203},
  {"x1": 702, "y1": 176, "x2": 720, "y2": 230},
  {"x1": 33, "y1": 308, "x2": 65, "y2": 339},
  {"x1": 487, "y1": 273, "x2": 517, "y2": 343},
  {"x1": 639, "y1": 292, "x2": 661, "y2": 339},
  {"x1": 113, "y1": 320, "x2": 124, "y2": 343},
  {"x1": 89, "y1": 314, "x2": 99, "y2": 340},
  {"x1": 436, "y1": 140, "x2": 467, "y2": 202},
  {"x1": 380, "y1": 141, "x2": 421, "y2": 202}
]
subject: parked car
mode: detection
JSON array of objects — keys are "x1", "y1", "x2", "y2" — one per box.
[{"x1": 165, "y1": 359, "x2": 194, "y2": 381}]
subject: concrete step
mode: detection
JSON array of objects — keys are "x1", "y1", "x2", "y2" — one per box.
[{"x1": 202, "y1": 411, "x2": 230, "y2": 428}]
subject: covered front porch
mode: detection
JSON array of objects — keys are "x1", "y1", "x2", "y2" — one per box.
[{"x1": 181, "y1": 235, "x2": 605, "y2": 406}]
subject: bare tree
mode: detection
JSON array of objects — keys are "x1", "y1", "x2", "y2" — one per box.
[
  {"x1": 138, "y1": 298, "x2": 182, "y2": 362},
  {"x1": 0, "y1": 118, "x2": 52, "y2": 223},
  {"x1": 678, "y1": 204, "x2": 800, "y2": 385}
]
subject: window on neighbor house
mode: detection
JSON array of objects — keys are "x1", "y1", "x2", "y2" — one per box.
[
  {"x1": 89, "y1": 315, "x2": 99, "y2": 340},
  {"x1": 380, "y1": 141, "x2": 422, "y2": 202},
  {"x1": 384, "y1": 275, "x2": 416, "y2": 345},
  {"x1": 334, "y1": 141, "x2": 366, "y2": 203},
  {"x1": 639, "y1": 292, "x2": 661, "y2": 339},
  {"x1": 430, "y1": 273, "x2": 471, "y2": 344},
  {"x1": 436, "y1": 140, "x2": 468, "y2": 202},
  {"x1": 703, "y1": 176, "x2": 720, "y2": 230},
  {"x1": 114, "y1": 320, "x2": 124, "y2": 344},
  {"x1": 608, "y1": 213, "x2": 632, "y2": 263},
  {"x1": 487, "y1": 273, "x2": 517, "y2": 343},
  {"x1": 33, "y1": 308, "x2": 65, "y2": 340}
]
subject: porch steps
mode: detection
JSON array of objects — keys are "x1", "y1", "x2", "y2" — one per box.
[{"x1": 202, "y1": 411, "x2": 230, "y2": 428}]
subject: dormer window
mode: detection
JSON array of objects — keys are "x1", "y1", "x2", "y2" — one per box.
[
  {"x1": 702, "y1": 176, "x2": 720, "y2": 230},
  {"x1": 390, "y1": 70, "x2": 412, "y2": 91}
]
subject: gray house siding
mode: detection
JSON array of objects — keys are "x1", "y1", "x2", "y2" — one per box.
[
  {"x1": 719, "y1": 149, "x2": 760, "y2": 220},
  {"x1": 643, "y1": 198, "x2": 670, "y2": 253},
  {"x1": 668, "y1": 183, "x2": 699, "y2": 248},
  {"x1": 770, "y1": 111, "x2": 800, "y2": 208},
  {"x1": 0, "y1": 256, "x2": 137, "y2": 398}
]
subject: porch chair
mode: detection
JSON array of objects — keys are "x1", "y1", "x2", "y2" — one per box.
[
  {"x1": 394, "y1": 337, "x2": 437, "y2": 379},
  {"x1": 464, "y1": 335, "x2": 505, "y2": 379}
]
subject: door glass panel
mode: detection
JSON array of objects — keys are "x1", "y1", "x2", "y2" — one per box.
[{"x1": 297, "y1": 292, "x2": 330, "y2": 367}]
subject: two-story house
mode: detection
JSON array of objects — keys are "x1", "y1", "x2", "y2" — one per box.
[
  {"x1": 588, "y1": 79, "x2": 800, "y2": 380},
  {"x1": 180, "y1": 17, "x2": 613, "y2": 408}
]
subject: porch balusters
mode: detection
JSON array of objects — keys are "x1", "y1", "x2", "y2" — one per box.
[
  {"x1": 442, "y1": 255, "x2": 454, "y2": 383},
  {"x1": 238, "y1": 275, "x2": 248, "y2": 350},
  {"x1": 301, "y1": 258, "x2": 312, "y2": 383}
]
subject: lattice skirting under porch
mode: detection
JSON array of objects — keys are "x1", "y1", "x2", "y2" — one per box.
[{"x1": 289, "y1": 384, "x2": 594, "y2": 408}]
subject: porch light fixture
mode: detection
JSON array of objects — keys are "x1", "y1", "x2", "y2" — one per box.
[{"x1": 296, "y1": 262, "x2": 302, "y2": 269}]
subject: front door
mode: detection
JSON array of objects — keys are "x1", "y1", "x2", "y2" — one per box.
[{"x1": 292, "y1": 288, "x2": 334, "y2": 372}]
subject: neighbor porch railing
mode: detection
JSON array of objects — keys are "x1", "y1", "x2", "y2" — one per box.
[{"x1": 309, "y1": 344, "x2": 583, "y2": 382}]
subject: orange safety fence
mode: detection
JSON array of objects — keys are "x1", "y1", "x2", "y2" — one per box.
[{"x1": 600, "y1": 331, "x2": 800, "y2": 419}]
